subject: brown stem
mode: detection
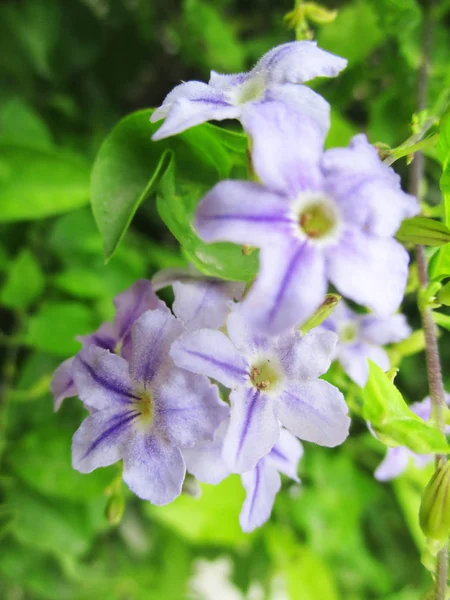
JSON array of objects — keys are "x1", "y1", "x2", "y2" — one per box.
[{"x1": 410, "y1": 1, "x2": 448, "y2": 598}]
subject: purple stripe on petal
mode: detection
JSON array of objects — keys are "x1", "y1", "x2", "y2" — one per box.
[
  {"x1": 190, "y1": 98, "x2": 231, "y2": 107},
  {"x1": 247, "y1": 462, "x2": 261, "y2": 517},
  {"x1": 269, "y1": 447, "x2": 288, "y2": 463},
  {"x1": 83, "y1": 411, "x2": 139, "y2": 459},
  {"x1": 78, "y1": 357, "x2": 139, "y2": 402},
  {"x1": 184, "y1": 349, "x2": 248, "y2": 379},
  {"x1": 203, "y1": 214, "x2": 291, "y2": 224},
  {"x1": 237, "y1": 389, "x2": 260, "y2": 458}
]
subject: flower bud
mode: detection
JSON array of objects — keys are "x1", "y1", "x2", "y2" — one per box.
[
  {"x1": 300, "y1": 294, "x2": 341, "y2": 333},
  {"x1": 105, "y1": 493, "x2": 125, "y2": 526},
  {"x1": 419, "y1": 462, "x2": 450, "y2": 544}
]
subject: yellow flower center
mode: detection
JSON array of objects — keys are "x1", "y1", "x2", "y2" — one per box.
[
  {"x1": 250, "y1": 360, "x2": 280, "y2": 391},
  {"x1": 135, "y1": 390, "x2": 154, "y2": 425},
  {"x1": 298, "y1": 200, "x2": 337, "y2": 239}
]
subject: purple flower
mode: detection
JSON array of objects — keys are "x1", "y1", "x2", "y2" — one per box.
[
  {"x1": 374, "y1": 396, "x2": 450, "y2": 481},
  {"x1": 321, "y1": 300, "x2": 411, "y2": 386},
  {"x1": 184, "y1": 419, "x2": 303, "y2": 532},
  {"x1": 196, "y1": 103, "x2": 419, "y2": 335},
  {"x1": 72, "y1": 308, "x2": 228, "y2": 505},
  {"x1": 51, "y1": 280, "x2": 166, "y2": 410},
  {"x1": 171, "y1": 306, "x2": 350, "y2": 473},
  {"x1": 151, "y1": 41, "x2": 347, "y2": 140},
  {"x1": 152, "y1": 268, "x2": 244, "y2": 330}
]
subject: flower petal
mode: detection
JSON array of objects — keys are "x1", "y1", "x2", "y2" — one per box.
[
  {"x1": 323, "y1": 135, "x2": 419, "y2": 237},
  {"x1": 360, "y1": 313, "x2": 411, "y2": 345},
  {"x1": 183, "y1": 419, "x2": 231, "y2": 484},
  {"x1": 242, "y1": 241, "x2": 327, "y2": 335},
  {"x1": 196, "y1": 180, "x2": 291, "y2": 245},
  {"x1": 327, "y1": 230, "x2": 409, "y2": 317},
  {"x1": 77, "y1": 321, "x2": 118, "y2": 352},
  {"x1": 72, "y1": 407, "x2": 138, "y2": 473},
  {"x1": 276, "y1": 380, "x2": 350, "y2": 447},
  {"x1": 338, "y1": 342, "x2": 389, "y2": 387},
  {"x1": 151, "y1": 82, "x2": 238, "y2": 140},
  {"x1": 172, "y1": 279, "x2": 244, "y2": 331},
  {"x1": 241, "y1": 100, "x2": 324, "y2": 195},
  {"x1": 239, "y1": 459, "x2": 281, "y2": 533},
  {"x1": 154, "y1": 367, "x2": 228, "y2": 447},
  {"x1": 268, "y1": 428, "x2": 303, "y2": 481},
  {"x1": 51, "y1": 357, "x2": 77, "y2": 411},
  {"x1": 225, "y1": 304, "x2": 272, "y2": 357},
  {"x1": 223, "y1": 386, "x2": 280, "y2": 473},
  {"x1": 265, "y1": 83, "x2": 331, "y2": 134},
  {"x1": 374, "y1": 447, "x2": 409, "y2": 481},
  {"x1": 129, "y1": 308, "x2": 184, "y2": 388},
  {"x1": 255, "y1": 41, "x2": 347, "y2": 85},
  {"x1": 277, "y1": 329, "x2": 337, "y2": 381},
  {"x1": 73, "y1": 346, "x2": 137, "y2": 411},
  {"x1": 114, "y1": 280, "x2": 168, "y2": 359},
  {"x1": 123, "y1": 433, "x2": 185, "y2": 505},
  {"x1": 170, "y1": 329, "x2": 249, "y2": 388}
]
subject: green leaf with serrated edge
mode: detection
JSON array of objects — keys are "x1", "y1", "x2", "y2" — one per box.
[
  {"x1": 396, "y1": 217, "x2": 450, "y2": 246},
  {"x1": 0, "y1": 143, "x2": 89, "y2": 221},
  {"x1": 363, "y1": 362, "x2": 449, "y2": 454},
  {"x1": 90, "y1": 109, "x2": 246, "y2": 262},
  {"x1": 0, "y1": 249, "x2": 44, "y2": 309},
  {"x1": 156, "y1": 154, "x2": 258, "y2": 281}
]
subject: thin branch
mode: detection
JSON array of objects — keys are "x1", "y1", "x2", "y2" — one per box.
[{"x1": 410, "y1": 1, "x2": 448, "y2": 598}]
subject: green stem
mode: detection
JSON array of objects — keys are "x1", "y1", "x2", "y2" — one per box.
[
  {"x1": 386, "y1": 133, "x2": 439, "y2": 165},
  {"x1": 410, "y1": 1, "x2": 448, "y2": 598}
]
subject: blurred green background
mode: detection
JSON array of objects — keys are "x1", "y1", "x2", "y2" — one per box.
[{"x1": 0, "y1": 0, "x2": 450, "y2": 598}]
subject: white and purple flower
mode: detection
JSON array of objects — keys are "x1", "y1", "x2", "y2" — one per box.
[
  {"x1": 151, "y1": 41, "x2": 347, "y2": 140},
  {"x1": 51, "y1": 280, "x2": 165, "y2": 410},
  {"x1": 171, "y1": 306, "x2": 350, "y2": 473},
  {"x1": 71, "y1": 308, "x2": 228, "y2": 505},
  {"x1": 184, "y1": 419, "x2": 303, "y2": 532},
  {"x1": 195, "y1": 102, "x2": 419, "y2": 335},
  {"x1": 374, "y1": 396, "x2": 447, "y2": 481},
  {"x1": 321, "y1": 300, "x2": 411, "y2": 387}
]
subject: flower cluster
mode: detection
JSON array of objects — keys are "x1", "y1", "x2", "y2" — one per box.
[{"x1": 53, "y1": 40, "x2": 419, "y2": 531}]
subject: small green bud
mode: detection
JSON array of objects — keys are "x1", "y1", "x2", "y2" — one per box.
[
  {"x1": 419, "y1": 462, "x2": 450, "y2": 545},
  {"x1": 300, "y1": 293, "x2": 341, "y2": 333},
  {"x1": 396, "y1": 217, "x2": 450, "y2": 247},
  {"x1": 105, "y1": 493, "x2": 125, "y2": 526}
]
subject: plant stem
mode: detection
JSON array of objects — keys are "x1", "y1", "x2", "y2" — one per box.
[{"x1": 411, "y1": 1, "x2": 448, "y2": 598}]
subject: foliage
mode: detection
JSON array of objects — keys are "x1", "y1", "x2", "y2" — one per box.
[{"x1": 0, "y1": 1, "x2": 450, "y2": 599}]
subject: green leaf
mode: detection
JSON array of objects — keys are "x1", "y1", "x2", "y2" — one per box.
[
  {"x1": 0, "y1": 143, "x2": 90, "y2": 221},
  {"x1": 428, "y1": 245, "x2": 450, "y2": 280},
  {"x1": 362, "y1": 362, "x2": 449, "y2": 454},
  {"x1": 265, "y1": 527, "x2": 340, "y2": 600},
  {"x1": 25, "y1": 301, "x2": 96, "y2": 356},
  {"x1": 5, "y1": 486, "x2": 94, "y2": 559},
  {"x1": 91, "y1": 109, "x2": 231, "y2": 261},
  {"x1": 318, "y1": 0, "x2": 384, "y2": 66},
  {"x1": 156, "y1": 155, "x2": 258, "y2": 281},
  {"x1": 432, "y1": 310, "x2": 450, "y2": 331},
  {"x1": 366, "y1": 0, "x2": 421, "y2": 39},
  {"x1": 395, "y1": 217, "x2": 450, "y2": 246},
  {"x1": 53, "y1": 268, "x2": 107, "y2": 299},
  {"x1": 0, "y1": 98, "x2": 53, "y2": 148},
  {"x1": 9, "y1": 423, "x2": 114, "y2": 500},
  {"x1": 0, "y1": 249, "x2": 45, "y2": 309},
  {"x1": 146, "y1": 476, "x2": 249, "y2": 546},
  {"x1": 91, "y1": 109, "x2": 257, "y2": 281},
  {"x1": 438, "y1": 107, "x2": 450, "y2": 194}
]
